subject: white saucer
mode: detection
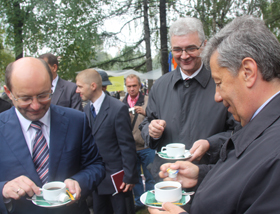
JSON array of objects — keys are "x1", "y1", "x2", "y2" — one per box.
[
  {"x1": 31, "y1": 194, "x2": 74, "y2": 208},
  {"x1": 140, "y1": 190, "x2": 190, "y2": 209},
  {"x1": 157, "y1": 150, "x2": 192, "y2": 160}
]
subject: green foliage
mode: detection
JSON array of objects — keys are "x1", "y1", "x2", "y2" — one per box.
[
  {"x1": 92, "y1": 44, "x2": 146, "y2": 72},
  {"x1": 0, "y1": 0, "x2": 105, "y2": 80},
  {"x1": 0, "y1": 23, "x2": 14, "y2": 83},
  {"x1": 261, "y1": 0, "x2": 280, "y2": 40}
]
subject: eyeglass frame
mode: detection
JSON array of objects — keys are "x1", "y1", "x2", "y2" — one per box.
[
  {"x1": 171, "y1": 40, "x2": 205, "y2": 55},
  {"x1": 9, "y1": 91, "x2": 53, "y2": 106}
]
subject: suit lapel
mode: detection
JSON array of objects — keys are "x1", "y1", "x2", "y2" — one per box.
[
  {"x1": 84, "y1": 103, "x2": 95, "y2": 129},
  {"x1": 48, "y1": 105, "x2": 69, "y2": 181},
  {"x1": 92, "y1": 96, "x2": 109, "y2": 136},
  {"x1": 0, "y1": 108, "x2": 42, "y2": 185},
  {"x1": 51, "y1": 78, "x2": 64, "y2": 105}
]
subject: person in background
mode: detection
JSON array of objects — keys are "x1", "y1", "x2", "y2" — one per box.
[
  {"x1": 149, "y1": 15, "x2": 280, "y2": 214},
  {"x1": 38, "y1": 53, "x2": 83, "y2": 111},
  {"x1": 97, "y1": 70, "x2": 112, "y2": 96},
  {"x1": 0, "y1": 84, "x2": 12, "y2": 113},
  {"x1": 0, "y1": 57, "x2": 105, "y2": 214},
  {"x1": 76, "y1": 69, "x2": 138, "y2": 214},
  {"x1": 122, "y1": 74, "x2": 155, "y2": 212},
  {"x1": 139, "y1": 17, "x2": 238, "y2": 182}
]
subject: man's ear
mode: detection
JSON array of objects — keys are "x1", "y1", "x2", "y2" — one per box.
[
  {"x1": 90, "y1": 82, "x2": 97, "y2": 91},
  {"x1": 53, "y1": 64, "x2": 58, "y2": 73},
  {"x1": 240, "y1": 57, "x2": 258, "y2": 88},
  {"x1": 203, "y1": 39, "x2": 207, "y2": 46},
  {"x1": 4, "y1": 85, "x2": 12, "y2": 100}
]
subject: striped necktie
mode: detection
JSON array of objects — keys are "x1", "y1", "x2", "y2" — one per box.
[{"x1": 31, "y1": 121, "x2": 49, "y2": 184}]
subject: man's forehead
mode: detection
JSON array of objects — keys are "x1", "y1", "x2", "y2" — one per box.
[
  {"x1": 12, "y1": 58, "x2": 49, "y2": 81},
  {"x1": 126, "y1": 77, "x2": 139, "y2": 84}
]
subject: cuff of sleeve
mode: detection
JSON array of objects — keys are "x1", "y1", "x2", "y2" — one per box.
[{"x1": 197, "y1": 165, "x2": 210, "y2": 186}]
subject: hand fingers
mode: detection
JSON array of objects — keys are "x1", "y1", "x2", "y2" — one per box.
[
  {"x1": 122, "y1": 185, "x2": 130, "y2": 192},
  {"x1": 64, "y1": 179, "x2": 81, "y2": 200},
  {"x1": 148, "y1": 207, "x2": 165, "y2": 214},
  {"x1": 2, "y1": 176, "x2": 39, "y2": 200},
  {"x1": 119, "y1": 182, "x2": 126, "y2": 190},
  {"x1": 162, "y1": 202, "x2": 186, "y2": 213},
  {"x1": 149, "y1": 121, "x2": 165, "y2": 138}
]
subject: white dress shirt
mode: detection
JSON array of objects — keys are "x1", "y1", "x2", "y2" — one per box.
[
  {"x1": 15, "y1": 108, "x2": 51, "y2": 156},
  {"x1": 90, "y1": 91, "x2": 105, "y2": 115},
  {"x1": 180, "y1": 62, "x2": 203, "y2": 80},
  {"x1": 51, "y1": 75, "x2": 59, "y2": 93}
]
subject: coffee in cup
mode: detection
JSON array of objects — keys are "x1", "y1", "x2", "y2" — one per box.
[
  {"x1": 161, "y1": 143, "x2": 185, "y2": 157},
  {"x1": 39, "y1": 181, "x2": 69, "y2": 202},
  {"x1": 154, "y1": 181, "x2": 182, "y2": 203}
]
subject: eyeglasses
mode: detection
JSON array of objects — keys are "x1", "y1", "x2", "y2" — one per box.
[
  {"x1": 172, "y1": 41, "x2": 204, "y2": 55},
  {"x1": 10, "y1": 92, "x2": 52, "y2": 106}
]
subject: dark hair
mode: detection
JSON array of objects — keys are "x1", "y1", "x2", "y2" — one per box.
[
  {"x1": 5, "y1": 58, "x2": 53, "y2": 91},
  {"x1": 38, "y1": 53, "x2": 59, "y2": 70}
]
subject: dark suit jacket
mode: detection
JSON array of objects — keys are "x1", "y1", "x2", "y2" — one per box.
[
  {"x1": 51, "y1": 77, "x2": 83, "y2": 111},
  {"x1": 0, "y1": 98, "x2": 12, "y2": 113},
  {"x1": 84, "y1": 95, "x2": 138, "y2": 195},
  {"x1": 0, "y1": 105, "x2": 105, "y2": 214}
]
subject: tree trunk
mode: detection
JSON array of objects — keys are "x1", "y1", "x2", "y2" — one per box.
[
  {"x1": 159, "y1": 0, "x2": 168, "y2": 75},
  {"x1": 143, "y1": 0, "x2": 153, "y2": 72},
  {"x1": 13, "y1": 2, "x2": 24, "y2": 60}
]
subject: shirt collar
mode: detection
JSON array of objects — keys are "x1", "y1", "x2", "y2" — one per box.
[
  {"x1": 251, "y1": 90, "x2": 280, "y2": 120},
  {"x1": 90, "y1": 91, "x2": 105, "y2": 115},
  {"x1": 221, "y1": 92, "x2": 280, "y2": 161},
  {"x1": 171, "y1": 63, "x2": 211, "y2": 88},
  {"x1": 52, "y1": 75, "x2": 59, "y2": 92},
  {"x1": 15, "y1": 108, "x2": 51, "y2": 132},
  {"x1": 180, "y1": 63, "x2": 203, "y2": 80}
]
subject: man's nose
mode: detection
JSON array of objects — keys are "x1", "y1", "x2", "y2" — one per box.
[
  {"x1": 181, "y1": 50, "x2": 190, "y2": 59},
  {"x1": 30, "y1": 97, "x2": 41, "y2": 109},
  {"x1": 214, "y1": 91, "x2": 222, "y2": 103}
]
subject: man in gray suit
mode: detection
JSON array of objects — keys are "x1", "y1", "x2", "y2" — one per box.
[{"x1": 39, "y1": 53, "x2": 83, "y2": 111}]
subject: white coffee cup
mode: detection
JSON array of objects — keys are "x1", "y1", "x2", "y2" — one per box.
[
  {"x1": 161, "y1": 143, "x2": 185, "y2": 157},
  {"x1": 39, "y1": 181, "x2": 69, "y2": 202},
  {"x1": 154, "y1": 181, "x2": 182, "y2": 203}
]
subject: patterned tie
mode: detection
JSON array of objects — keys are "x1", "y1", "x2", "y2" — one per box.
[
  {"x1": 31, "y1": 121, "x2": 49, "y2": 184},
  {"x1": 91, "y1": 105, "x2": 96, "y2": 119}
]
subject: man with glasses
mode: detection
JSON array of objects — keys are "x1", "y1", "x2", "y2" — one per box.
[
  {"x1": 140, "y1": 17, "x2": 238, "y2": 183},
  {"x1": 0, "y1": 57, "x2": 105, "y2": 214}
]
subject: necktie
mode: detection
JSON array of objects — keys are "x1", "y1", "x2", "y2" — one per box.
[
  {"x1": 31, "y1": 121, "x2": 49, "y2": 184},
  {"x1": 91, "y1": 105, "x2": 96, "y2": 119}
]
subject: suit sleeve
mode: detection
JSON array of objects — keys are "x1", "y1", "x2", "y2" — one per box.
[
  {"x1": 115, "y1": 105, "x2": 138, "y2": 184},
  {"x1": 71, "y1": 114, "x2": 105, "y2": 197},
  {"x1": 70, "y1": 85, "x2": 83, "y2": 111}
]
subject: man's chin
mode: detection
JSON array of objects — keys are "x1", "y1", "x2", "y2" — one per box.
[{"x1": 24, "y1": 111, "x2": 46, "y2": 121}]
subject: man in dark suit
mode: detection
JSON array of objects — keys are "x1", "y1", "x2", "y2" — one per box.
[
  {"x1": 38, "y1": 53, "x2": 83, "y2": 111},
  {"x1": 0, "y1": 97, "x2": 12, "y2": 113},
  {"x1": 76, "y1": 68, "x2": 138, "y2": 214},
  {"x1": 0, "y1": 57, "x2": 105, "y2": 214}
]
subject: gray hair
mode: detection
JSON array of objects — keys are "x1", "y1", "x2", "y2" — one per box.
[
  {"x1": 125, "y1": 74, "x2": 141, "y2": 85},
  {"x1": 169, "y1": 17, "x2": 205, "y2": 43},
  {"x1": 202, "y1": 16, "x2": 280, "y2": 81}
]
